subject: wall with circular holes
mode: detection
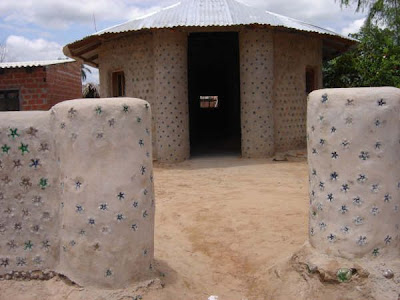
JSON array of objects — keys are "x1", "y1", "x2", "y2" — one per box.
[
  {"x1": 0, "y1": 112, "x2": 60, "y2": 277},
  {"x1": 239, "y1": 28, "x2": 275, "y2": 158},
  {"x1": 98, "y1": 27, "x2": 324, "y2": 161},
  {"x1": 274, "y1": 32, "x2": 323, "y2": 152},
  {"x1": 153, "y1": 30, "x2": 190, "y2": 163},
  {"x1": 98, "y1": 33, "x2": 159, "y2": 159},
  {"x1": 54, "y1": 98, "x2": 155, "y2": 288},
  {"x1": 0, "y1": 98, "x2": 155, "y2": 289},
  {"x1": 308, "y1": 87, "x2": 400, "y2": 259},
  {"x1": 98, "y1": 31, "x2": 190, "y2": 163}
]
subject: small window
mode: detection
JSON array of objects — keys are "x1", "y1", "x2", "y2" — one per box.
[
  {"x1": 306, "y1": 67, "x2": 316, "y2": 94},
  {"x1": 112, "y1": 71, "x2": 125, "y2": 97},
  {"x1": 199, "y1": 96, "x2": 219, "y2": 109},
  {"x1": 0, "y1": 90, "x2": 20, "y2": 111}
]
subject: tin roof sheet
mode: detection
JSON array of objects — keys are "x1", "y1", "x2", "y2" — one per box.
[
  {"x1": 0, "y1": 58, "x2": 75, "y2": 69},
  {"x1": 63, "y1": 0, "x2": 357, "y2": 67},
  {"x1": 95, "y1": 0, "x2": 348, "y2": 39}
]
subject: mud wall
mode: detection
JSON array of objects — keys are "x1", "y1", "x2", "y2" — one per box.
[
  {"x1": 153, "y1": 30, "x2": 190, "y2": 163},
  {"x1": 97, "y1": 28, "x2": 323, "y2": 161},
  {"x1": 0, "y1": 112, "x2": 60, "y2": 273},
  {"x1": 239, "y1": 28, "x2": 275, "y2": 158},
  {"x1": 98, "y1": 33, "x2": 158, "y2": 160},
  {"x1": 308, "y1": 87, "x2": 400, "y2": 259},
  {"x1": 0, "y1": 98, "x2": 155, "y2": 288},
  {"x1": 274, "y1": 32, "x2": 323, "y2": 152},
  {"x1": 98, "y1": 31, "x2": 190, "y2": 162}
]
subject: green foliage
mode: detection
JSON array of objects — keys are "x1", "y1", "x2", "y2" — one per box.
[
  {"x1": 339, "y1": 0, "x2": 400, "y2": 42},
  {"x1": 324, "y1": 24, "x2": 400, "y2": 88},
  {"x1": 339, "y1": 0, "x2": 370, "y2": 11}
]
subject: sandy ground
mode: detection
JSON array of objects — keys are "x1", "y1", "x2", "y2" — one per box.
[
  {"x1": 150, "y1": 153, "x2": 310, "y2": 300},
  {"x1": 1, "y1": 152, "x2": 398, "y2": 299}
]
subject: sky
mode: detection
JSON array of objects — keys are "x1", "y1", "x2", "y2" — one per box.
[{"x1": 0, "y1": 0, "x2": 367, "y2": 84}]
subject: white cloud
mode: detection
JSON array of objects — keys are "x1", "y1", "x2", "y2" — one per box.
[
  {"x1": 0, "y1": 0, "x2": 368, "y2": 85},
  {"x1": 4, "y1": 35, "x2": 101, "y2": 83},
  {"x1": 4, "y1": 35, "x2": 65, "y2": 62},
  {"x1": 0, "y1": 0, "x2": 369, "y2": 45},
  {"x1": 341, "y1": 18, "x2": 365, "y2": 36},
  {"x1": 0, "y1": 0, "x2": 366, "y2": 33},
  {"x1": 0, "y1": 0, "x2": 175, "y2": 29},
  {"x1": 0, "y1": 23, "x2": 52, "y2": 38}
]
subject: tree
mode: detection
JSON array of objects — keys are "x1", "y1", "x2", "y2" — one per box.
[
  {"x1": 339, "y1": 0, "x2": 400, "y2": 43},
  {"x1": 323, "y1": 48, "x2": 360, "y2": 88},
  {"x1": 324, "y1": 0, "x2": 400, "y2": 88},
  {"x1": 324, "y1": 24, "x2": 400, "y2": 88}
]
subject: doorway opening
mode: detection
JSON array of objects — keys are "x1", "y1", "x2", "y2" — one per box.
[{"x1": 188, "y1": 32, "x2": 241, "y2": 157}]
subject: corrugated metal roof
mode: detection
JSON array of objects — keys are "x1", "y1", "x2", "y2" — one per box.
[
  {"x1": 0, "y1": 58, "x2": 76, "y2": 69},
  {"x1": 95, "y1": 0, "x2": 348, "y2": 39},
  {"x1": 63, "y1": 0, "x2": 357, "y2": 67}
]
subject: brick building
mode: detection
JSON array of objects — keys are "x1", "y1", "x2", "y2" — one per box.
[{"x1": 0, "y1": 59, "x2": 82, "y2": 111}]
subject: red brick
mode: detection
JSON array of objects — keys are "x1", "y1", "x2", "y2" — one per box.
[{"x1": 1, "y1": 62, "x2": 82, "y2": 111}]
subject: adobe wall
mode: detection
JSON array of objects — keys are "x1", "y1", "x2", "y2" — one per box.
[
  {"x1": 239, "y1": 28, "x2": 275, "y2": 158},
  {"x1": 153, "y1": 30, "x2": 190, "y2": 163},
  {"x1": 98, "y1": 32, "x2": 158, "y2": 159},
  {"x1": 273, "y1": 32, "x2": 323, "y2": 152},
  {"x1": 0, "y1": 98, "x2": 155, "y2": 289},
  {"x1": 99, "y1": 31, "x2": 190, "y2": 163},
  {"x1": 308, "y1": 87, "x2": 400, "y2": 259},
  {"x1": 0, "y1": 111, "x2": 60, "y2": 272},
  {"x1": 98, "y1": 28, "x2": 323, "y2": 161}
]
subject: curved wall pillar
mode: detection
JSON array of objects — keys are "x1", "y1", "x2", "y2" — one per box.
[
  {"x1": 0, "y1": 112, "x2": 60, "y2": 275},
  {"x1": 153, "y1": 30, "x2": 190, "y2": 162},
  {"x1": 53, "y1": 98, "x2": 155, "y2": 288},
  {"x1": 308, "y1": 87, "x2": 400, "y2": 259},
  {"x1": 239, "y1": 28, "x2": 275, "y2": 158}
]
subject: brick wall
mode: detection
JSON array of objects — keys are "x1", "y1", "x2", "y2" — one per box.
[
  {"x1": 46, "y1": 61, "x2": 82, "y2": 107},
  {"x1": 0, "y1": 67, "x2": 48, "y2": 110},
  {"x1": 0, "y1": 61, "x2": 82, "y2": 111}
]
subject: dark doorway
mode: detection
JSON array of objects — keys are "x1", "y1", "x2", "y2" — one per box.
[{"x1": 188, "y1": 32, "x2": 241, "y2": 156}]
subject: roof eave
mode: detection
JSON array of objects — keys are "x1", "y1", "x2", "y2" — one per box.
[
  {"x1": 63, "y1": 36, "x2": 102, "y2": 68},
  {"x1": 63, "y1": 24, "x2": 358, "y2": 67},
  {"x1": 321, "y1": 35, "x2": 358, "y2": 61}
]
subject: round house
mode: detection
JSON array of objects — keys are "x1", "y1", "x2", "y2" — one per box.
[{"x1": 64, "y1": 0, "x2": 355, "y2": 162}]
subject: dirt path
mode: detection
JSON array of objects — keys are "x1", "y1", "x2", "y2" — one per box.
[
  {"x1": 0, "y1": 155, "x2": 310, "y2": 300},
  {"x1": 150, "y1": 156, "x2": 309, "y2": 299}
]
